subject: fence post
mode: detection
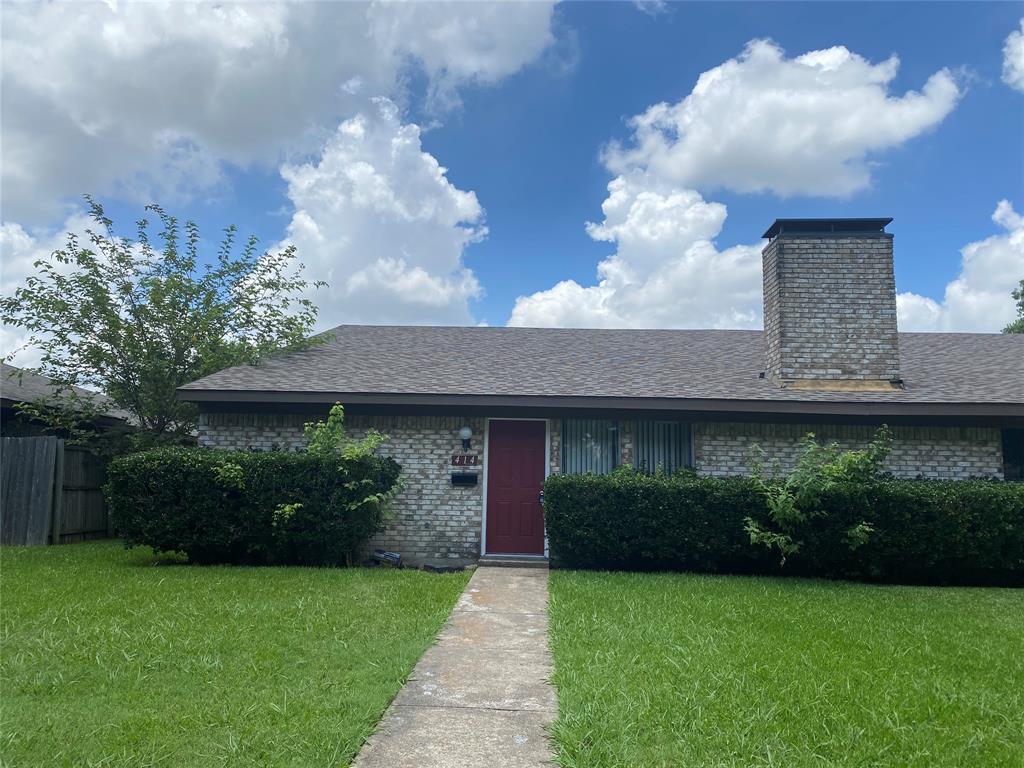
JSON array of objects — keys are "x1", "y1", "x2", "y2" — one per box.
[
  {"x1": 50, "y1": 439, "x2": 65, "y2": 545},
  {"x1": 105, "y1": 455, "x2": 115, "y2": 538}
]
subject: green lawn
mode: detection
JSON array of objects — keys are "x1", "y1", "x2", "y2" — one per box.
[
  {"x1": 1, "y1": 542, "x2": 469, "y2": 767},
  {"x1": 549, "y1": 571, "x2": 1024, "y2": 768}
]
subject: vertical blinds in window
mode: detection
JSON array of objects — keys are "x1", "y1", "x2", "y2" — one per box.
[
  {"x1": 635, "y1": 421, "x2": 692, "y2": 474},
  {"x1": 561, "y1": 419, "x2": 619, "y2": 475}
]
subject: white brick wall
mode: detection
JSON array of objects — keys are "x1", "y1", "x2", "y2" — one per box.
[
  {"x1": 693, "y1": 422, "x2": 1004, "y2": 479},
  {"x1": 198, "y1": 412, "x2": 310, "y2": 453},
  {"x1": 548, "y1": 419, "x2": 562, "y2": 475}
]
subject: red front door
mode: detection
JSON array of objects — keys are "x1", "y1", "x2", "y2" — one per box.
[{"x1": 486, "y1": 420, "x2": 546, "y2": 555}]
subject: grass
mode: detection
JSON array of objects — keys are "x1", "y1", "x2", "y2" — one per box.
[
  {"x1": 548, "y1": 570, "x2": 1024, "y2": 768},
  {"x1": 1, "y1": 541, "x2": 469, "y2": 767}
]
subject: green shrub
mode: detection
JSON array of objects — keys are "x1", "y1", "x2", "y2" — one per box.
[
  {"x1": 106, "y1": 447, "x2": 401, "y2": 565},
  {"x1": 544, "y1": 469, "x2": 1024, "y2": 586},
  {"x1": 745, "y1": 426, "x2": 892, "y2": 565},
  {"x1": 303, "y1": 403, "x2": 387, "y2": 459},
  {"x1": 543, "y1": 467, "x2": 773, "y2": 574},
  {"x1": 854, "y1": 479, "x2": 1024, "y2": 585}
]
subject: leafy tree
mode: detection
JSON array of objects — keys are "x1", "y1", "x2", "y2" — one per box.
[
  {"x1": 1003, "y1": 279, "x2": 1024, "y2": 334},
  {"x1": 300, "y1": 403, "x2": 400, "y2": 528},
  {"x1": 303, "y1": 403, "x2": 387, "y2": 459},
  {"x1": 1, "y1": 197, "x2": 324, "y2": 448}
]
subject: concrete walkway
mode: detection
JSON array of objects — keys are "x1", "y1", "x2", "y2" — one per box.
[{"x1": 352, "y1": 566, "x2": 556, "y2": 768}]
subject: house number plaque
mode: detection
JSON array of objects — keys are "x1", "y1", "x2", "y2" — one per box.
[{"x1": 451, "y1": 454, "x2": 478, "y2": 466}]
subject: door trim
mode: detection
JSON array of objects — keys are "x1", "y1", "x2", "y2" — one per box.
[{"x1": 481, "y1": 417, "x2": 550, "y2": 558}]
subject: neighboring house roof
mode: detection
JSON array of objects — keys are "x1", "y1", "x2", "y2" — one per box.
[
  {"x1": 1, "y1": 363, "x2": 132, "y2": 424},
  {"x1": 177, "y1": 326, "x2": 1024, "y2": 420}
]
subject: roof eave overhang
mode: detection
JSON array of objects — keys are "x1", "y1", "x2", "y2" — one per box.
[
  {"x1": 176, "y1": 389, "x2": 1024, "y2": 421},
  {"x1": 2, "y1": 397, "x2": 131, "y2": 426}
]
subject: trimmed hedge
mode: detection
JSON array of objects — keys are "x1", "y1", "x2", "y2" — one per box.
[
  {"x1": 106, "y1": 447, "x2": 401, "y2": 565},
  {"x1": 543, "y1": 470, "x2": 1024, "y2": 586}
]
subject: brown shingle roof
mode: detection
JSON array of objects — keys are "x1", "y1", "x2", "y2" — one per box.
[
  {"x1": 1, "y1": 363, "x2": 131, "y2": 422},
  {"x1": 177, "y1": 325, "x2": 1024, "y2": 413}
]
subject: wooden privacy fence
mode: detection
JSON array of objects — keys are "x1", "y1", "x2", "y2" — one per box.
[{"x1": 1, "y1": 436, "x2": 110, "y2": 546}]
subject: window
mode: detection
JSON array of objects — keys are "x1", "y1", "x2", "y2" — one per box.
[
  {"x1": 562, "y1": 419, "x2": 619, "y2": 475},
  {"x1": 634, "y1": 421, "x2": 692, "y2": 474},
  {"x1": 1003, "y1": 429, "x2": 1024, "y2": 481}
]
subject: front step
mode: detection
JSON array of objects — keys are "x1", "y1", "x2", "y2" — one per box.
[{"x1": 478, "y1": 554, "x2": 549, "y2": 569}]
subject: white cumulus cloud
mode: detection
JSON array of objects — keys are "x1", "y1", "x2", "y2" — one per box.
[
  {"x1": 511, "y1": 39, "x2": 966, "y2": 330},
  {"x1": 367, "y1": 1, "x2": 555, "y2": 108},
  {"x1": 278, "y1": 99, "x2": 486, "y2": 327},
  {"x1": 1003, "y1": 19, "x2": 1024, "y2": 92},
  {"x1": 604, "y1": 39, "x2": 961, "y2": 198},
  {"x1": 509, "y1": 173, "x2": 763, "y2": 328},
  {"x1": 0, "y1": 0, "x2": 557, "y2": 223},
  {"x1": 0, "y1": 213, "x2": 96, "y2": 366},
  {"x1": 897, "y1": 201, "x2": 1024, "y2": 332},
  {"x1": 1, "y1": 0, "x2": 559, "y2": 350},
  {"x1": 2, "y1": 99, "x2": 491, "y2": 356}
]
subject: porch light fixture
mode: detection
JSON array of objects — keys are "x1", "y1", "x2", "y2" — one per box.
[{"x1": 458, "y1": 425, "x2": 473, "y2": 451}]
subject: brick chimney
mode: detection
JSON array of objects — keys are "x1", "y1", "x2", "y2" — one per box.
[{"x1": 761, "y1": 218, "x2": 901, "y2": 391}]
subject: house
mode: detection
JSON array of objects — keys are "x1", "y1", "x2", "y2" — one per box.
[
  {"x1": 1, "y1": 363, "x2": 131, "y2": 545},
  {"x1": 178, "y1": 218, "x2": 1024, "y2": 566},
  {"x1": 1, "y1": 363, "x2": 132, "y2": 437}
]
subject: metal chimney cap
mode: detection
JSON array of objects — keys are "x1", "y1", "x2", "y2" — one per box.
[{"x1": 762, "y1": 217, "x2": 893, "y2": 240}]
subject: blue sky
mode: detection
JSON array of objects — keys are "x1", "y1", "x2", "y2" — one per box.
[
  {"x1": 423, "y1": 1, "x2": 1024, "y2": 323},
  {"x1": 2, "y1": 1, "x2": 1022, "y2": 358}
]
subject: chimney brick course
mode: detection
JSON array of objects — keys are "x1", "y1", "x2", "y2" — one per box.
[{"x1": 763, "y1": 231, "x2": 900, "y2": 384}]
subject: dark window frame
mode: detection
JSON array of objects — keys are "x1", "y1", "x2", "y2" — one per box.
[{"x1": 1003, "y1": 428, "x2": 1024, "y2": 481}]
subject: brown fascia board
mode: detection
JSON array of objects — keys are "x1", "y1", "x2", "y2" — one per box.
[{"x1": 176, "y1": 388, "x2": 1024, "y2": 421}]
